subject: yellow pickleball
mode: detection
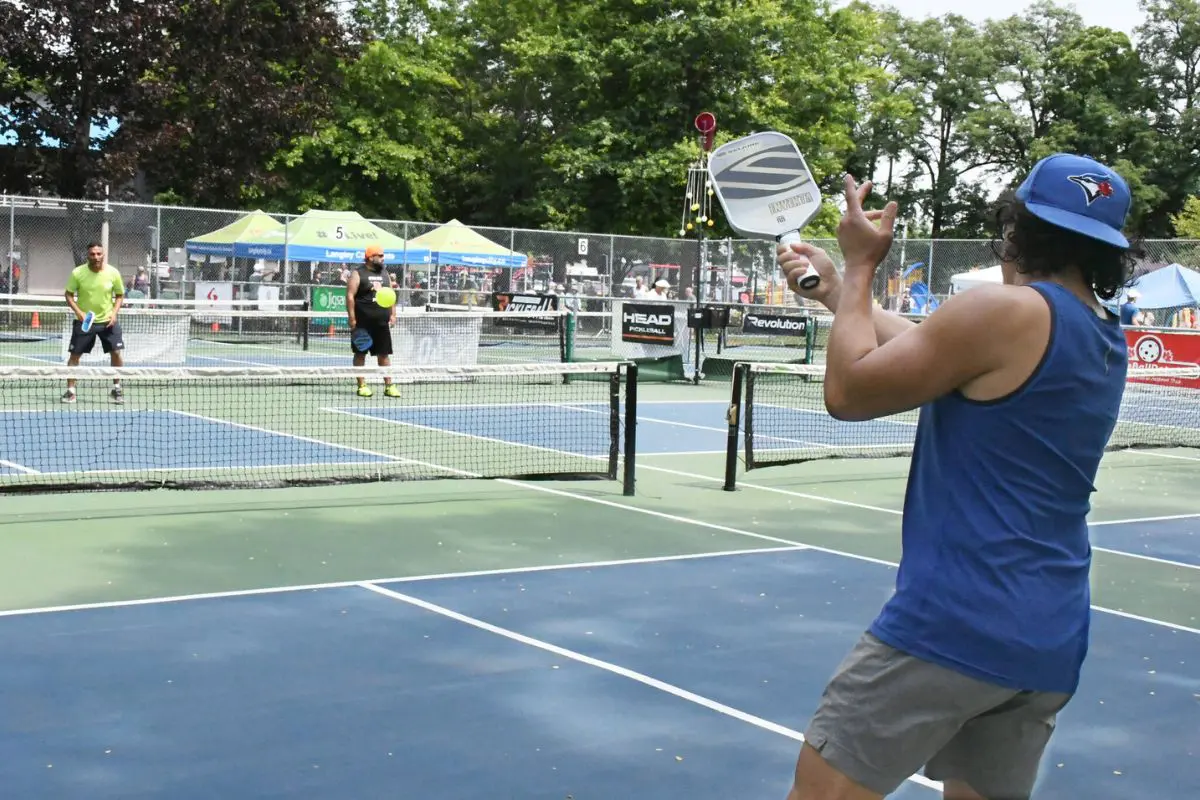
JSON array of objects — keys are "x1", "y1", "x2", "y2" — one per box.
[{"x1": 375, "y1": 286, "x2": 397, "y2": 308}]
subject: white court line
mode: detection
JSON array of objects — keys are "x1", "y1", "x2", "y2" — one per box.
[
  {"x1": 0, "y1": 458, "x2": 39, "y2": 475},
  {"x1": 165, "y1": 409, "x2": 415, "y2": 467},
  {"x1": 189, "y1": 354, "x2": 284, "y2": 368},
  {"x1": 0, "y1": 546, "x2": 805, "y2": 618},
  {"x1": 1133, "y1": 450, "x2": 1200, "y2": 462},
  {"x1": 1090, "y1": 547, "x2": 1200, "y2": 570},
  {"x1": 1090, "y1": 512, "x2": 1200, "y2": 526},
  {"x1": 325, "y1": 406, "x2": 609, "y2": 462},
  {"x1": 639, "y1": 464, "x2": 1200, "y2": 573},
  {"x1": 493, "y1": 479, "x2": 1200, "y2": 636},
  {"x1": 361, "y1": 581, "x2": 945, "y2": 792}
]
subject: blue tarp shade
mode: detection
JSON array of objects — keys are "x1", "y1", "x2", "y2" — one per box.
[{"x1": 1122, "y1": 264, "x2": 1200, "y2": 309}]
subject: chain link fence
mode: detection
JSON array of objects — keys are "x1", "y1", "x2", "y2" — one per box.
[{"x1": 3, "y1": 193, "x2": 1199, "y2": 313}]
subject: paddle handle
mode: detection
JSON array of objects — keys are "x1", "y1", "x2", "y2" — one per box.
[{"x1": 777, "y1": 231, "x2": 820, "y2": 293}]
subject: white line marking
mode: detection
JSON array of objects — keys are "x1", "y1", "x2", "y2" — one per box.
[
  {"x1": 1131, "y1": 449, "x2": 1200, "y2": 462},
  {"x1": 492, "y1": 479, "x2": 1200, "y2": 635},
  {"x1": 0, "y1": 458, "x2": 39, "y2": 474},
  {"x1": 1091, "y1": 547, "x2": 1200, "y2": 571},
  {"x1": 0, "y1": 547, "x2": 805, "y2": 618},
  {"x1": 1090, "y1": 513, "x2": 1200, "y2": 526},
  {"x1": 189, "y1": 354, "x2": 283, "y2": 368},
  {"x1": 641, "y1": 464, "x2": 904, "y2": 517},
  {"x1": 358, "y1": 580, "x2": 945, "y2": 793},
  {"x1": 164, "y1": 409, "x2": 425, "y2": 468},
  {"x1": 638, "y1": 465, "x2": 1200, "y2": 571},
  {"x1": 325, "y1": 406, "x2": 609, "y2": 462}
]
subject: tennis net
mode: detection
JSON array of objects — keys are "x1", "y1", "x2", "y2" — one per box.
[
  {"x1": 723, "y1": 361, "x2": 1200, "y2": 488},
  {"x1": 0, "y1": 304, "x2": 572, "y2": 367},
  {"x1": 0, "y1": 362, "x2": 637, "y2": 495}
]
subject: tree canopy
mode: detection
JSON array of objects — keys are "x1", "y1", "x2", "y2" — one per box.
[{"x1": 3, "y1": 0, "x2": 1200, "y2": 240}]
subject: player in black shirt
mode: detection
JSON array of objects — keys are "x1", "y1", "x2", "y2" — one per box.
[{"x1": 345, "y1": 244, "x2": 399, "y2": 397}]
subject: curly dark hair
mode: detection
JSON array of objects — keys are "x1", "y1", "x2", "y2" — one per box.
[{"x1": 990, "y1": 192, "x2": 1139, "y2": 301}]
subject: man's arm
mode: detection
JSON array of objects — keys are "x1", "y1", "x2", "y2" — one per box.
[
  {"x1": 778, "y1": 242, "x2": 915, "y2": 346},
  {"x1": 818, "y1": 280, "x2": 915, "y2": 346},
  {"x1": 109, "y1": 271, "x2": 125, "y2": 326},
  {"x1": 824, "y1": 284, "x2": 1029, "y2": 421},
  {"x1": 345, "y1": 271, "x2": 359, "y2": 328}
]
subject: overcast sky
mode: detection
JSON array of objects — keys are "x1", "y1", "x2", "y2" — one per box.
[{"x1": 862, "y1": 0, "x2": 1146, "y2": 35}]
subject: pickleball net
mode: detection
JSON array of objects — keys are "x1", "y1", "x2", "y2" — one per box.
[
  {"x1": 723, "y1": 361, "x2": 1200, "y2": 488},
  {"x1": 0, "y1": 362, "x2": 637, "y2": 495},
  {"x1": 0, "y1": 304, "x2": 574, "y2": 367}
]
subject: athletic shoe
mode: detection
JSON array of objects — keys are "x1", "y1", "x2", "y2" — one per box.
[
  {"x1": 110, "y1": 387, "x2": 124, "y2": 405},
  {"x1": 61, "y1": 390, "x2": 76, "y2": 404},
  {"x1": 357, "y1": 384, "x2": 374, "y2": 398},
  {"x1": 384, "y1": 384, "x2": 400, "y2": 398}
]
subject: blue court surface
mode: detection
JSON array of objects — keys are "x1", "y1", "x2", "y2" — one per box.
[
  {"x1": 338, "y1": 400, "x2": 907, "y2": 458},
  {"x1": 0, "y1": 410, "x2": 387, "y2": 476},
  {"x1": 0, "y1": 547, "x2": 1195, "y2": 799},
  {"x1": 1091, "y1": 517, "x2": 1200, "y2": 566}
]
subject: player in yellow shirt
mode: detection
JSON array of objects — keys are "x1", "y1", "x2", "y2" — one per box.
[{"x1": 62, "y1": 242, "x2": 126, "y2": 404}]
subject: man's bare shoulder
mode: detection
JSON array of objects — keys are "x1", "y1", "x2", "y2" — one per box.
[{"x1": 923, "y1": 283, "x2": 1047, "y2": 334}]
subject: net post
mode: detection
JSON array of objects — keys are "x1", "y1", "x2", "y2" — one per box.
[
  {"x1": 621, "y1": 362, "x2": 638, "y2": 496},
  {"x1": 723, "y1": 362, "x2": 745, "y2": 490},
  {"x1": 805, "y1": 313, "x2": 816, "y2": 364},
  {"x1": 743, "y1": 363, "x2": 756, "y2": 470},
  {"x1": 563, "y1": 310, "x2": 575, "y2": 364},
  {"x1": 301, "y1": 299, "x2": 310, "y2": 351}
]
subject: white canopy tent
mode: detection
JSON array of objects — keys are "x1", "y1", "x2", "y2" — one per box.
[{"x1": 950, "y1": 264, "x2": 1004, "y2": 294}]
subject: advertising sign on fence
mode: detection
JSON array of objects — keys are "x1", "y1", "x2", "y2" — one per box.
[
  {"x1": 620, "y1": 302, "x2": 676, "y2": 344},
  {"x1": 311, "y1": 286, "x2": 348, "y2": 329},
  {"x1": 1126, "y1": 328, "x2": 1200, "y2": 389},
  {"x1": 741, "y1": 311, "x2": 808, "y2": 337},
  {"x1": 490, "y1": 292, "x2": 559, "y2": 330}
]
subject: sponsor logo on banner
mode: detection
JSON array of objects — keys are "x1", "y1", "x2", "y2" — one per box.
[
  {"x1": 1126, "y1": 329, "x2": 1200, "y2": 389},
  {"x1": 195, "y1": 281, "x2": 233, "y2": 324},
  {"x1": 491, "y1": 292, "x2": 559, "y2": 329},
  {"x1": 621, "y1": 302, "x2": 676, "y2": 344},
  {"x1": 742, "y1": 312, "x2": 808, "y2": 336}
]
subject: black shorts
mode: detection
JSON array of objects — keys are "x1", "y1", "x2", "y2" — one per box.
[
  {"x1": 351, "y1": 318, "x2": 393, "y2": 357},
  {"x1": 69, "y1": 319, "x2": 125, "y2": 356}
]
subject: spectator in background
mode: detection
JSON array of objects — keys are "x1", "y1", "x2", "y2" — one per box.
[
  {"x1": 1119, "y1": 288, "x2": 1142, "y2": 326},
  {"x1": 132, "y1": 266, "x2": 150, "y2": 295}
]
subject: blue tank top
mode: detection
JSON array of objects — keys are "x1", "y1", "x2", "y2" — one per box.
[{"x1": 869, "y1": 281, "x2": 1127, "y2": 694}]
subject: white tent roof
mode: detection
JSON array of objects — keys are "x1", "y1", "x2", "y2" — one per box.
[{"x1": 950, "y1": 264, "x2": 1004, "y2": 293}]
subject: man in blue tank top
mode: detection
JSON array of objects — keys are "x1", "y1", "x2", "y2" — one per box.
[{"x1": 775, "y1": 154, "x2": 1134, "y2": 800}]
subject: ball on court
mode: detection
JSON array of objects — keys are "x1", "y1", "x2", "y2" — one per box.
[{"x1": 375, "y1": 286, "x2": 397, "y2": 308}]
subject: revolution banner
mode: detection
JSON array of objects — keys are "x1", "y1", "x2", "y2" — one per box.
[{"x1": 741, "y1": 311, "x2": 808, "y2": 337}]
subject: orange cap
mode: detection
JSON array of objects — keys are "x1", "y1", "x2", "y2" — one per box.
[{"x1": 365, "y1": 244, "x2": 384, "y2": 258}]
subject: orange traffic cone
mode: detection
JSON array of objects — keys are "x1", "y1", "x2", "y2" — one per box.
[
  {"x1": 30, "y1": 311, "x2": 39, "y2": 328},
  {"x1": 211, "y1": 321, "x2": 219, "y2": 333}
]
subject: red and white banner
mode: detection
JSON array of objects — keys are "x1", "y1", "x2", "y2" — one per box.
[{"x1": 1126, "y1": 328, "x2": 1200, "y2": 389}]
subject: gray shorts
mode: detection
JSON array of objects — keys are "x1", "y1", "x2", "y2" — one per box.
[{"x1": 804, "y1": 632, "x2": 1072, "y2": 798}]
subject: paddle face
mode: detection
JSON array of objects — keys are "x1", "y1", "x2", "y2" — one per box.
[
  {"x1": 81, "y1": 311, "x2": 95, "y2": 333},
  {"x1": 708, "y1": 131, "x2": 822, "y2": 290},
  {"x1": 352, "y1": 328, "x2": 373, "y2": 352}
]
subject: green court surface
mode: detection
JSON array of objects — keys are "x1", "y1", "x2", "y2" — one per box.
[
  {"x1": 1, "y1": 376, "x2": 1197, "y2": 800},
  {"x1": 0, "y1": 378, "x2": 1196, "y2": 622}
]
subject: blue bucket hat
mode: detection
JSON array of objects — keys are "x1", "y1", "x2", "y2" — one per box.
[{"x1": 1015, "y1": 154, "x2": 1131, "y2": 248}]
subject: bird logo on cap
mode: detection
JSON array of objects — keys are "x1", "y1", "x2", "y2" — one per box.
[{"x1": 1068, "y1": 173, "x2": 1116, "y2": 206}]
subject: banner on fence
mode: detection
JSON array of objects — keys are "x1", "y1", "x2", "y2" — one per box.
[
  {"x1": 490, "y1": 292, "x2": 559, "y2": 329},
  {"x1": 1126, "y1": 328, "x2": 1200, "y2": 389},
  {"x1": 620, "y1": 302, "x2": 676, "y2": 344},
  {"x1": 741, "y1": 311, "x2": 808, "y2": 337}
]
